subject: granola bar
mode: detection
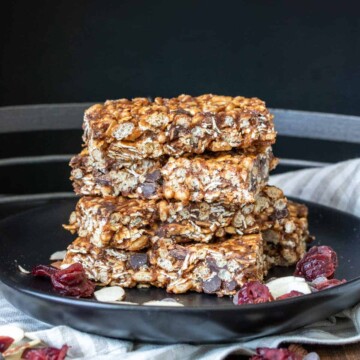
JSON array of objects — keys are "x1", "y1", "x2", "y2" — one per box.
[
  {"x1": 62, "y1": 234, "x2": 264, "y2": 296},
  {"x1": 160, "y1": 148, "x2": 276, "y2": 204},
  {"x1": 70, "y1": 149, "x2": 163, "y2": 198},
  {"x1": 262, "y1": 201, "x2": 312, "y2": 268},
  {"x1": 63, "y1": 186, "x2": 311, "y2": 264},
  {"x1": 147, "y1": 234, "x2": 264, "y2": 296},
  {"x1": 63, "y1": 185, "x2": 284, "y2": 248},
  {"x1": 63, "y1": 197, "x2": 158, "y2": 251},
  {"x1": 83, "y1": 94, "x2": 276, "y2": 165},
  {"x1": 156, "y1": 185, "x2": 291, "y2": 242},
  {"x1": 157, "y1": 196, "x2": 311, "y2": 268},
  {"x1": 62, "y1": 237, "x2": 150, "y2": 288},
  {"x1": 70, "y1": 147, "x2": 276, "y2": 201}
]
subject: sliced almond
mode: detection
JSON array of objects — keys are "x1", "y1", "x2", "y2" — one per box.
[
  {"x1": 18, "y1": 265, "x2": 30, "y2": 274},
  {"x1": 94, "y1": 286, "x2": 125, "y2": 302},
  {"x1": 266, "y1": 276, "x2": 311, "y2": 299},
  {"x1": 49, "y1": 250, "x2": 67, "y2": 261},
  {"x1": 143, "y1": 299, "x2": 184, "y2": 307},
  {"x1": 304, "y1": 352, "x2": 321, "y2": 360},
  {"x1": 0, "y1": 325, "x2": 25, "y2": 344},
  {"x1": 116, "y1": 301, "x2": 138, "y2": 305},
  {"x1": 103, "y1": 301, "x2": 139, "y2": 305},
  {"x1": 3, "y1": 339, "x2": 41, "y2": 358}
]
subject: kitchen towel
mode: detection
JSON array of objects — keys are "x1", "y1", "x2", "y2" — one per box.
[{"x1": 1, "y1": 158, "x2": 360, "y2": 359}]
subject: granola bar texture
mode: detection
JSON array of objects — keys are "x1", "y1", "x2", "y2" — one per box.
[
  {"x1": 70, "y1": 150, "x2": 162, "y2": 198},
  {"x1": 82, "y1": 94, "x2": 276, "y2": 165},
  {"x1": 70, "y1": 147, "x2": 277, "y2": 202},
  {"x1": 63, "y1": 186, "x2": 311, "y2": 267},
  {"x1": 263, "y1": 201, "x2": 311, "y2": 268},
  {"x1": 63, "y1": 197, "x2": 158, "y2": 251},
  {"x1": 63, "y1": 93, "x2": 313, "y2": 297},
  {"x1": 62, "y1": 237, "x2": 148, "y2": 288},
  {"x1": 62, "y1": 234, "x2": 264, "y2": 296},
  {"x1": 157, "y1": 189, "x2": 311, "y2": 267}
]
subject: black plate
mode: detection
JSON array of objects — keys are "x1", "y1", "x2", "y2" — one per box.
[{"x1": 0, "y1": 199, "x2": 359, "y2": 344}]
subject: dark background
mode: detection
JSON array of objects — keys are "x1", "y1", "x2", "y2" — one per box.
[
  {"x1": 1, "y1": 0, "x2": 360, "y2": 115},
  {"x1": 1, "y1": 0, "x2": 360, "y2": 199}
]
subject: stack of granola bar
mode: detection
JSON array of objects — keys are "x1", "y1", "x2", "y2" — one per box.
[{"x1": 63, "y1": 94, "x2": 312, "y2": 296}]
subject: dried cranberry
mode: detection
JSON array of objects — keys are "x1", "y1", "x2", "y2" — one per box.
[
  {"x1": 22, "y1": 345, "x2": 69, "y2": 360},
  {"x1": 310, "y1": 246, "x2": 338, "y2": 267},
  {"x1": 276, "y1": 291, "x2": 304, "y2": 300},
  {"x1": 250, "y1": 347, "x2": 302, "y2": 360},
  {"x1": 0, "y1": 336, "x2": 14, "y2": 353},
  {"x1": 32, "y1": 263, "x2": 95, "y2": 298},
  {"x1": 294, "y1": 246, "x2": 338, "y2": 281},
  {"x1": 312, "y1": 278, "x2": 346, "y2": 291},
  {"x1": 233, "y1": 281, "x2": 274, "y2": 305},
  {"x1": 32, "y1": 265, "x2": 57, "y2": 278}
]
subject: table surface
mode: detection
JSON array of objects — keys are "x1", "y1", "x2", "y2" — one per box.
[
  {"x1": 227, "y1": 343, "x2": 360, "y2": 359},
  {"x1": 310, "y1": 343, "x2": 360, "y2": 359}
]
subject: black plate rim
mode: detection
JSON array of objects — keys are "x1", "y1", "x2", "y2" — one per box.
[
  {"x1": 0, "y1": 275, "x2": 350, "y2": 312},
  {"x1": 0, "y1": 197, "x2": 358, "y2": 312}
]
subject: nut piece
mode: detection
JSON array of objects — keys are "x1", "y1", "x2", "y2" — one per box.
[
  {"x1": 94, "y1": 286, "x2": 126, "y2": 302},
  {"x1": 142, "y1": 299, "x2": 184, "y2": 307},
  {"x1": 18, "y1": 265, "x2": 30, "y2": 274},
  {"x1": 49, "y1": 250, "x2": 67, "y2": 261},
  {"x1": 266, "y1": 276, "x2": 311, "y2": 299}
]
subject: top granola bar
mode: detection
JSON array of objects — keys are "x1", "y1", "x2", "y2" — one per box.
[{"x1": 83, "y1": 94, "x2": 276, "y2": 163}]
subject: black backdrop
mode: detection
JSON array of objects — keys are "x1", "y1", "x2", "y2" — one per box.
[{"x1": 1, "y1": 0, "x2": 360, "y2": 115}]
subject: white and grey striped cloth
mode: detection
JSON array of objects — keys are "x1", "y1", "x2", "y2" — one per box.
[{"x1": 1, "y1": 159, "x2": 360, "y2": 360}]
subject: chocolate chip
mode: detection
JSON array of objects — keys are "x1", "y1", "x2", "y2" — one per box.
[
  {"x1": 249, "y1": 158, "x2": 261, "y2": 191},
  {"x1": 206, "y1": 257, "x2": 219, "y2": 272},
  {"x1": 101, "y1": 202, "x2": 116, "y2": 213},
  {"x1": 202, "y1": 275, "x2": 222, "y2": 294},
  {"x1": 213, "y1": 113, "x2": 223, "y2": 128},
  {"x1": 269, "y1": 208, "x2": 289, "y2": 221},
  {"x1": 225, "y1": 280, "x2": 237, "y2": 291},
  {"x1": 173, "y1": 109, "x2": 191, "y2": 115},
  {"x1": 206, "y1": 256, "x2": 225, "y2": 272},
  {"x1": 141, "y1": 182, "x2": 157, "y2": 198},
  {"x1": 249, "y1": 175, "x2": 258, "y2": 191},
  {"x1": 155, "y1": 227, "x2": 167, "y2": 237},
  {"x1": 129, "y1": 253, "x2": 148, "y2": 269},
  {"x1": 259, "y1": 155, "x2": 267, "y2": 167},
  {"x1": 96, "y1": 176, "x2": 112, "y2": 186},
  {"x1": 169, "y1": 247, "x2": 188, "y2": 260},
  {"x1": 214, "y1": 113, "x2": 225, "y2": 128},
  {"x1": 259, "y1": 156, "x2": 269, "y2": 178},
  {"x1": 145, "y1": 170, "x2": 162, "y2": 182},
  {"x1": 262, "y1": 229, "x2": 280, "y2": 243},
  {"x1": 170, "y1": 124, "x2": 191, "y2": 140},
  {"x1": 170, "y1": 126, "x2": 180, "y2": 140}
]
